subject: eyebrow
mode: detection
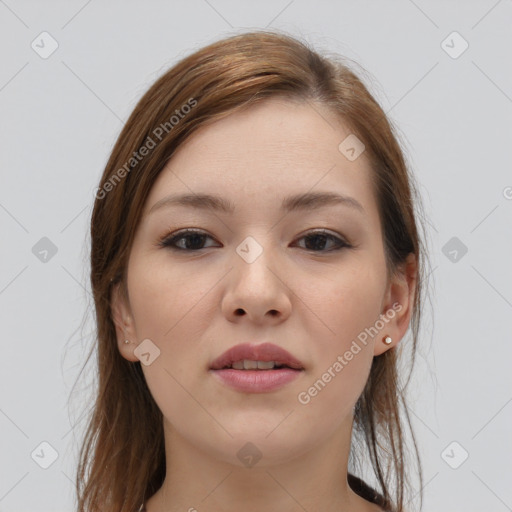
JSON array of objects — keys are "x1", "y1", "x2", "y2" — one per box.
[{"x1": 147, "y1": 191, "x2": 365, "y2": 216}]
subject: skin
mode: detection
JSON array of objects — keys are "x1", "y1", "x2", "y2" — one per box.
[{"x1": 111, "y1": 97, "x2": 417, "y2": 512}]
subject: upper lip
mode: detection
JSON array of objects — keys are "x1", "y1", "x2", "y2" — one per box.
[{"x1": 210, "y1": 342, "x2": 304, "y2": 370}]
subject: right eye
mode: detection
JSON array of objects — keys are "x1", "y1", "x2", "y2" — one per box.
[{"x1": 158, "y1": 229, "x2": 220, "y2": 251}]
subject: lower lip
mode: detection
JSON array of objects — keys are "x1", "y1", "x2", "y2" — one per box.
[{"x1": 210, "y1": 368, "x2": 303, "y2": 393}]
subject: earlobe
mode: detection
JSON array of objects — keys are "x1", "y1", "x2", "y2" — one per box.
[
  {"x1": 374, "y1": 253, "x2": 417, "y2": 357},
  {"x1": 111, "y1": 282, "x2": 139, "y2": 362}
]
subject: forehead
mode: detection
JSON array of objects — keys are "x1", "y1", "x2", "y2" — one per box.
[{"x1": 143, "y1": 97, "x2": 377, "y2": 221}]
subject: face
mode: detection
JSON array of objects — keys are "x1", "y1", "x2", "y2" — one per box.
[{"x1": 112, "y1": 97, "x2": 414, "y2": 468}]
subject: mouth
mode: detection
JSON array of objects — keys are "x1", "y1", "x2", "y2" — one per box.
[
  {"x1": 209, "y1": 343, "x2": 305, "y2": 393},
  {"x1": 209, "y1": 342, "x2": 305, "y2": 371},
  {"x1": 216, "y1": 360, "x2": 303, "y2": 370}
]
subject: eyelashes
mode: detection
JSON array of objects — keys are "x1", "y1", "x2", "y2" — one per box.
[
  {"x1": 157, "y1": 228, "x2": 353, "y2": 254},
  {"x1": 159, "y1": 229, "x2": 216, "y2": 251}
]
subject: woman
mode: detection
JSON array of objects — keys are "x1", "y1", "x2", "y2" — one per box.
[{"x1": 76, "y1": 30, "x2": 429, "y2": 512}]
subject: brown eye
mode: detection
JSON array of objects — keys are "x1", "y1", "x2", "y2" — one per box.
[
  {"x1": 159, "y1": 229, "x2": 219, "y2": 251},
  {"x1": 294, "y1": 230, "x2": 351, "y2": 252}
]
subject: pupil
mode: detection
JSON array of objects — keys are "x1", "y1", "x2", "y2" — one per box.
[
  {"x1": 185, "y1": 233, "x2": 205, "y2": 250},
  {"x1": 305, "y1": 234, "x2": 327, "y2": 251}
]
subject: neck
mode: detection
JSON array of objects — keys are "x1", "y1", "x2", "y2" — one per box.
[{"x1": 145, "y1": 414, "x2": 379, "y2": 512}]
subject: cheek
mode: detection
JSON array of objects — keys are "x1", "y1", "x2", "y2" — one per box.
[
  {"x1": 129, "y1": 259, "x2": 217, "y2": 435},
  {"x1": 127, "y1": 255, "x2": 221, "y2": 411},
  {"x1": 295, "y1": 265, "x2": 385, "y2": 405},
  {"x1": 127, "y1": 252, "x2": 219, "y2": 341},
  {"x1": 304, "y1": 261, "x2": 386, "y2": 348}
]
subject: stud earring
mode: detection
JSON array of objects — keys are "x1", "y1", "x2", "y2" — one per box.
[
  {"x1": 124, "y1": 339, "x2": 130, "y2": 345},
  {"x1": 383, "y1": 335, "x2": 392, "y2": 345}
]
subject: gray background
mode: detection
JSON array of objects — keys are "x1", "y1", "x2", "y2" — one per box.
[{"x1": 1, "y1": 1, "x2": 511, "y2": 511}]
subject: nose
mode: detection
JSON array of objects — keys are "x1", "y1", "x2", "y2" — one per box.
[{"x1": 221, "y1": 240, "x2": 292, "y2": 325}]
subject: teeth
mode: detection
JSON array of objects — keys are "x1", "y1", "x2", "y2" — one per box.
[{"x1": 231, "y1": 360, "x2": 280, "y2": 370}]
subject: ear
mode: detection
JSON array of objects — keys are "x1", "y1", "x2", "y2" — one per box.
[
  {"x1": 374, "y1": 253, "x2": 417, "y2": 356},
  {"x1": 111, "y1": 281, "x2": 139, "y2": 362}
]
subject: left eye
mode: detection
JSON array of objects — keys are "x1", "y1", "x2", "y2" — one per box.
[
  {"x1": 159, "y1": 229, "x2": 351, "y2": 252},
  {"x1": 295, "y1": 230, "x2": 351, "y2": 252}
]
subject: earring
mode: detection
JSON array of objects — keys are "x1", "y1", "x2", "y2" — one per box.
[
  {"x1": 383, "y1": 335, "x2": 392, "y2": 345},
  {"x1": 124, "y1": 339, "x2": 130, "y2": 344}
]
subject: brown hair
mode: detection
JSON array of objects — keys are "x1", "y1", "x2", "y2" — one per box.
[{"x1": 74, "y1": 29, "x2": 430, "y2": 512}]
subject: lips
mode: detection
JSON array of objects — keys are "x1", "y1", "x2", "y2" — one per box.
[{"x1": 209, "y1": 342, "x2": 304, "y2": 371}]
